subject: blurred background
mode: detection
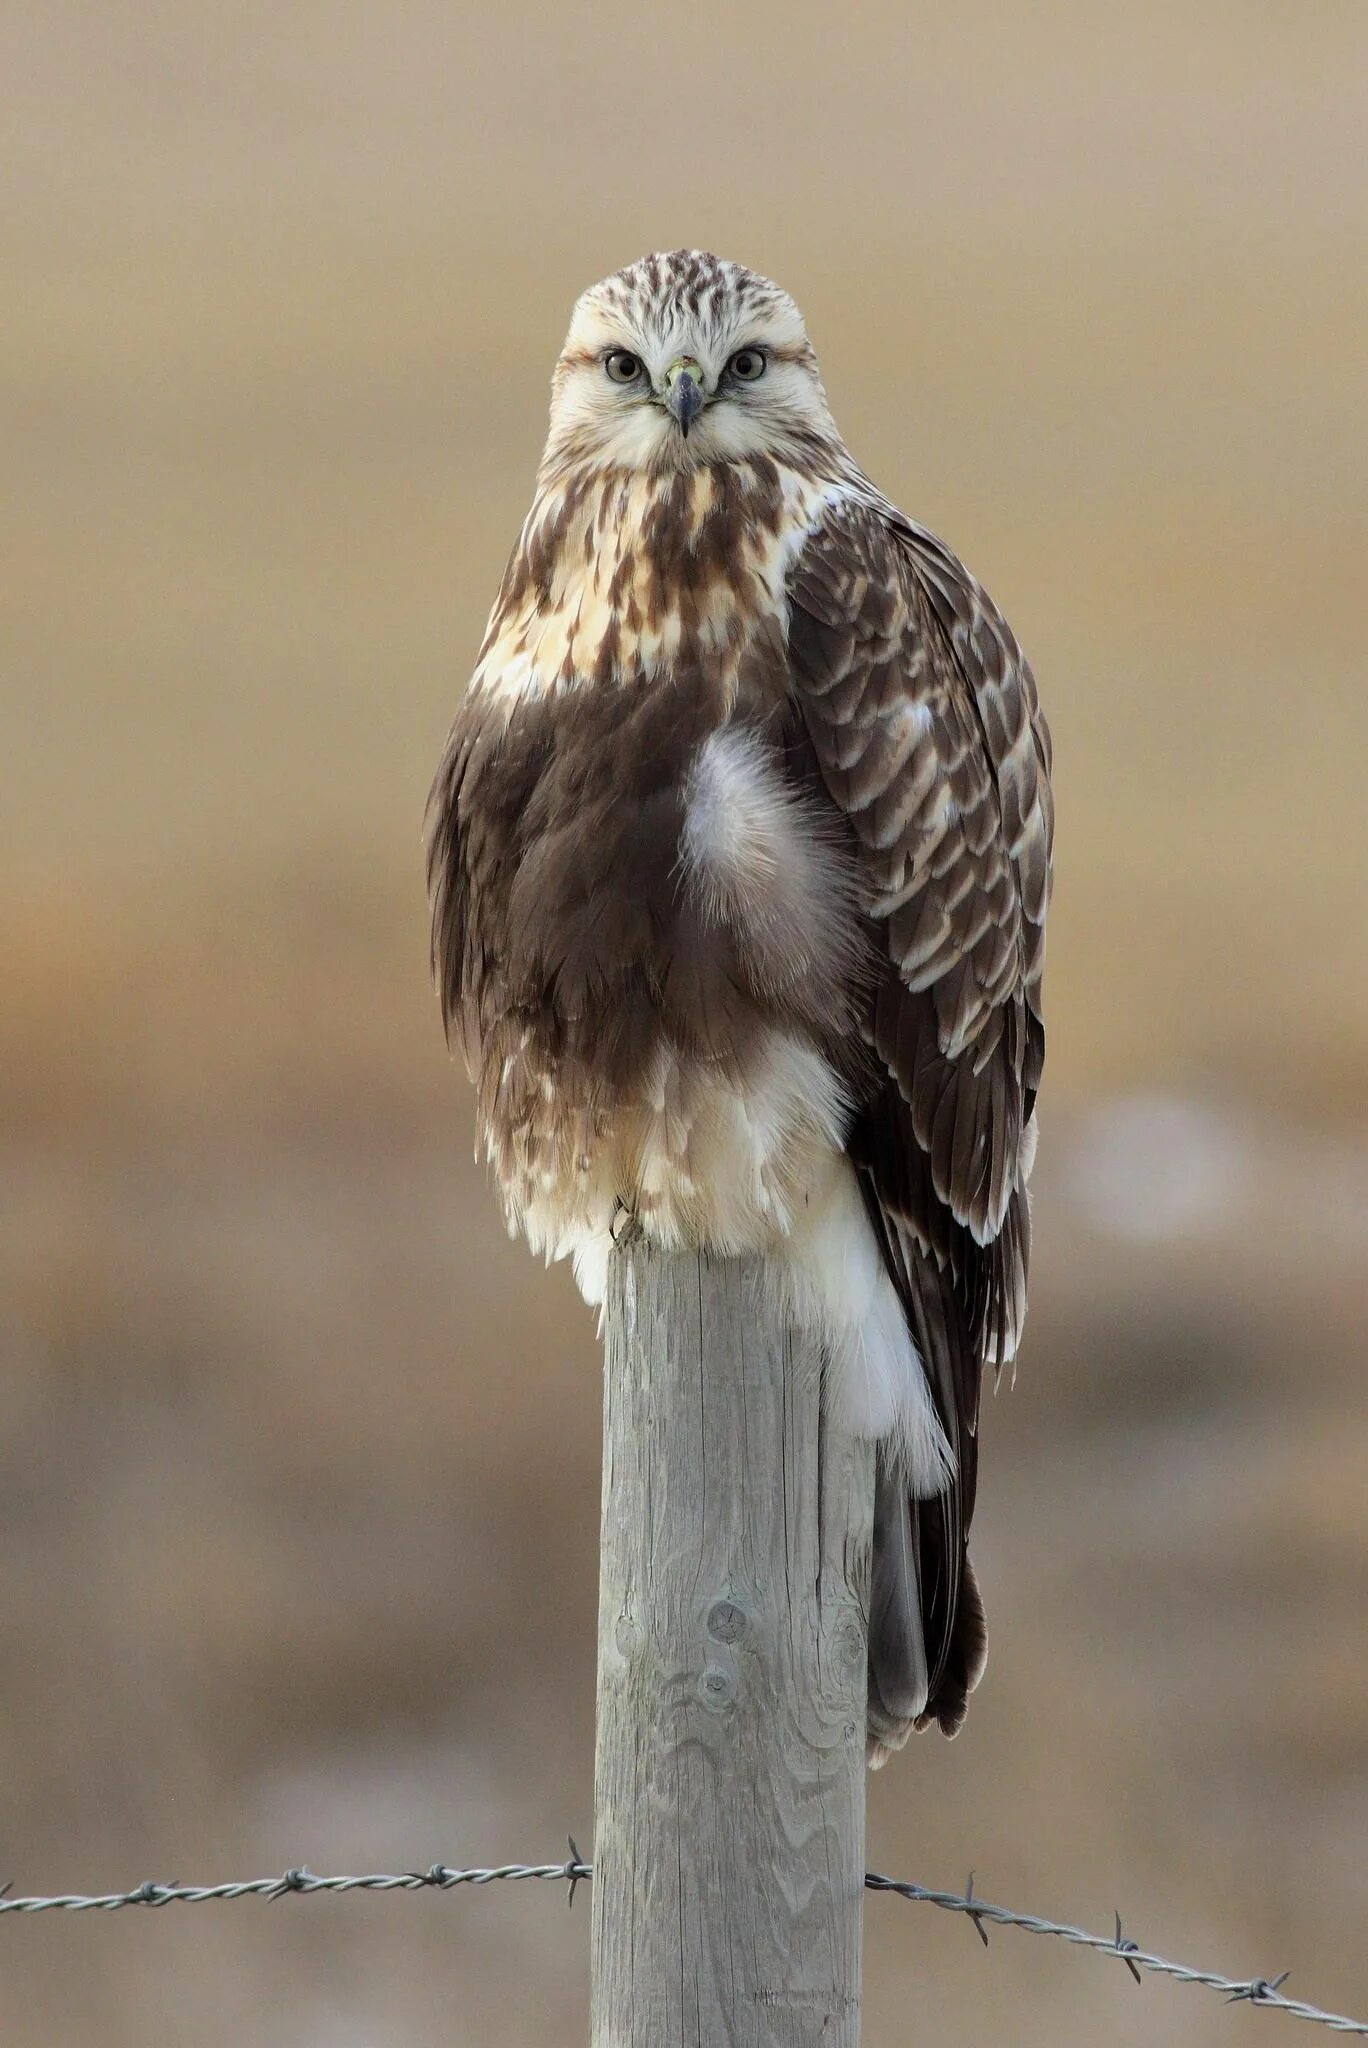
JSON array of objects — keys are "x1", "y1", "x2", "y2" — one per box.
[{"x1": 2, "y1": 3, "x2": 1366, "y2": 2042}]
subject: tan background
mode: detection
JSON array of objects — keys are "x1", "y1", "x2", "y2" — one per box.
[{"x1": 3, "y1": 3, "x2": 1366, "y2": 2042}]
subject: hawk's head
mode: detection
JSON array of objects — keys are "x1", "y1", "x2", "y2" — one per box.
[{"x1": 541, "y1": 250, "x2": 840, "y2": 480}]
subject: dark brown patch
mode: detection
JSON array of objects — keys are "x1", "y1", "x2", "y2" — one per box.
[{"x1": 426, "y1": 672, "x2": 863, "y2": 1205}]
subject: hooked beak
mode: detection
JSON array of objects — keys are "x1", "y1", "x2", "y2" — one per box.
[{"x1": 663, "y1": 357, "x2": 706, "y2": 436}]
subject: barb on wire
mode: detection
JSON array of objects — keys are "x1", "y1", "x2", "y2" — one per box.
[
  {"x1": 0, "y1": 1855, "x2": 1363, "y2": 2038},
  {"x1": 0, "y1": 1857, "x2": 592, "y2": 1917},
  {"x1": 864, "y1": 1871, "x2": 1367, "y2": 2037}
]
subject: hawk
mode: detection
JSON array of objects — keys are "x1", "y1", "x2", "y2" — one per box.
[{"x1": 427, "y1": 251, "x2": 1053, "y2": 1758}]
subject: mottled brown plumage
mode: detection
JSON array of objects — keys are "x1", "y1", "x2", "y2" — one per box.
[{"x1": 427, "y1": 251, "x2": 1053, "y2": 1753}]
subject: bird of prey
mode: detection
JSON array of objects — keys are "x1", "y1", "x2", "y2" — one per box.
[{"x1": 427, "y1": 250, "x2": 1052, "y2": 1758}]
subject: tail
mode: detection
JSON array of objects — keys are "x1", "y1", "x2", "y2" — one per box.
[
  {"x1": 856, "y1": 1165, "x2": 1007, "y2": 1761},
  {"x1": 867, "y1": 1450, "x2": 988, "y2": 1763}
]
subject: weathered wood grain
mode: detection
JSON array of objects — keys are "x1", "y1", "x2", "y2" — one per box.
[{"x1": 591, "y1": 1248, "x2": 874, "y2": 2047}]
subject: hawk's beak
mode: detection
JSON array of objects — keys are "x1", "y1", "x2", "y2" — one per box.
[{"x1": 663, "y1": 357, "x2": 706, "y2": 436}]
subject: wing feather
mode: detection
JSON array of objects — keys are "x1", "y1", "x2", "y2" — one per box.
[
  {"x1": 789, "y1": 491, "x2": 1051, "y2": 1238},
  {"x1": 787, "y1": 488, "x2": 1052, "y2": 1738}
]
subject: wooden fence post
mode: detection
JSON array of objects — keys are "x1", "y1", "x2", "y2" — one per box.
[{"x1": 591, "y1": 1246, "x2": 873, "y2": 2047}]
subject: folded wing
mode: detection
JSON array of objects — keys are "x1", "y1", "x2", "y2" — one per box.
[{"x1": 786, "y1": 489, "x2": 1053, "y2": 1741}]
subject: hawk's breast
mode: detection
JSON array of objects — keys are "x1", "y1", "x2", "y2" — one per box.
[{"x1": 431, "y1": 461, "x2": 866, "y2": 1263}]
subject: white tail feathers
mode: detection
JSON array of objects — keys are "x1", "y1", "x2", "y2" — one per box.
[
  {"x1": 772, "y1": 1158, "x2": 953, "y2": 1494},
  {"x1": 569, "y1": 1152, "x2": 953, "y2": 1497}
]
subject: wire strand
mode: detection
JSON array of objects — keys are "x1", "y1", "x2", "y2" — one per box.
[{"x1": 0, "y1": 1856, "x2": 1362, "y2": 2036}]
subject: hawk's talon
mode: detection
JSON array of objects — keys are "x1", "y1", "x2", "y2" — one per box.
[{"x1": 610, "y1": 1202, "x2": 643, "y2": 1250}]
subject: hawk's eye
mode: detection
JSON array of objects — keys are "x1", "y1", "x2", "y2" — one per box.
[
  {"x1": 728, "y1": 348, "x2": 767, "y2": 382},
  {"x1": 604, "y1": 350, "x2": 643, "y2": 385}
]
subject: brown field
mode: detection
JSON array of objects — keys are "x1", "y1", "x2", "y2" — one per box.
[{"x1": 2, "y1": 4, "x2": 1366, "y2": 2042}]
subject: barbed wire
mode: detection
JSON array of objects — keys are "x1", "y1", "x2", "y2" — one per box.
[
  {"x1": 0, "y1": 1853, "x2": 1362, "y2": 2035},
  {"x1": 864, "y1": 1871, "x2": 1367, "y2": 2036},
  {"x1": 0, "y1": 1858, "x2": 591, "y2": 1917}
]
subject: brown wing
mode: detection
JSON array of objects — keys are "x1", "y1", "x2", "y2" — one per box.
[{"x1": 786, "y1": 490, "x2": 1052, "y2": 1741}]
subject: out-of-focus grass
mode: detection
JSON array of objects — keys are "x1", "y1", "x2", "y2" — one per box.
[{"x1": 2, "y1": 2, "x2": 1366, "y2": 2041}]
